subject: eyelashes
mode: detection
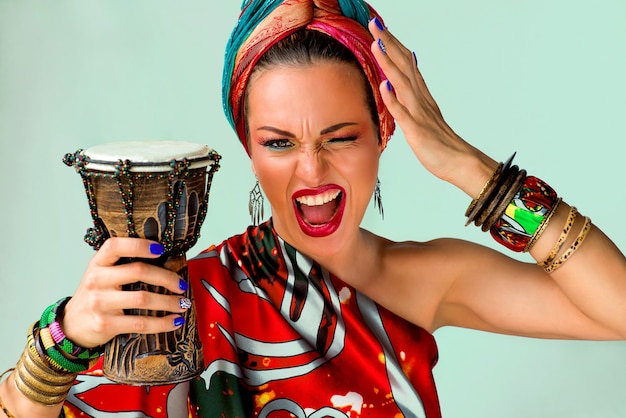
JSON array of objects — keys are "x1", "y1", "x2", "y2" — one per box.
[{"x1": 259, "y1": 136, "x2": 359, "y2": 150}]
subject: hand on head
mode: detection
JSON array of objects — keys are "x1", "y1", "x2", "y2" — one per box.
[{"x1": 368, "y1": 17, "x2": 498, "y2": 194}]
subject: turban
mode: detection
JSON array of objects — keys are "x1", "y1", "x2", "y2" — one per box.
[{"x1": 222, "y1": 0, "x2": 395, "y2": 154}]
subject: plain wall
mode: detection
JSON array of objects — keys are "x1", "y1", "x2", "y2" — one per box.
[{"x1": 1, "y1": 1, "x2": 625, "y2": 417}]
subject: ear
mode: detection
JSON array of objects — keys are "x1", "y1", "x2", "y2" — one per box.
[{"x1": 250, "y1": 159, "x2": 257, "y2": 177}]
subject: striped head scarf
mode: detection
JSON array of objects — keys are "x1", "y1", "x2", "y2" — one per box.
[{"x1": 222, "y1": 0, "x2": 395, "y2": 154}]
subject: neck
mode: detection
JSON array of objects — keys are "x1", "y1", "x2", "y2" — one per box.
[{"x1": 311, "y1": 228, "x2": 384, "y2": 288}]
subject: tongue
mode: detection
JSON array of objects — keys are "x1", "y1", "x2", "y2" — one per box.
[{"x1": 300, "y1": 201, "x2": 337, "y2": 225}]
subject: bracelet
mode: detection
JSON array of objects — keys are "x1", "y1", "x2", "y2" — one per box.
[
  {"x1": 0, "y1": 369, "x2": 16, "y2": 418},
  {"x1": 465, "y1": 153, "x2": 516, "y2": 226},
  {"x1": 40, "y1": 298, "x2": 103, "y2": 362},
  {"x1": 465, "y1": 161, "x2": 504, "y2": 218},
  {"x1": 524, "y1": 197, "x2": 562, "y2": 252},
  {"x1": 544, "y1": 216, "x2": 592, "y2": 273},
  {"x1": 483, "y1": 168, "x2": 527, "y2": 232},
  {"x1": 488, "y1": 174, "x2": 559, "y2": 252},
  {"x1": 476, "y1": 164, "x2": 520, "y2": 228},
  {"x1": 538, "y1": 206, "x2": 578, "y2": 268},
  {"x1": 14, "y1": 323, "x2": 77, "y2": 407}
]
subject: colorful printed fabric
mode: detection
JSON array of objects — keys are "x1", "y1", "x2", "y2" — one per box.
[
  {"x1": 490, "y1": 176, "x2": 559, "y2": 252},
  {"x1": 61, "y1": 220, "x2": 442, "y2": 417},
  {"x1": 222, "y1": 0, "x2": 396, "y2": 153}
]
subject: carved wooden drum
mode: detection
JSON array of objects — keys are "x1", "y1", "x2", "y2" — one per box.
[{"x1": 63, "y1": 140, "x2": 221, "y2": 385}]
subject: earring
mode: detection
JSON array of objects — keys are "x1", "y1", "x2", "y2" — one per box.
[
  {"x1": 374, "y1": 178, "x2": 384, "y2": 219},
  {"x1": 249, "y1": 179, "x2": 265, "y2": 226}
]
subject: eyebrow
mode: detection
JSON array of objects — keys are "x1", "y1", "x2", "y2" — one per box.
[{"x1": 257, "y1": 122, "x2": 358, "y2": 137}]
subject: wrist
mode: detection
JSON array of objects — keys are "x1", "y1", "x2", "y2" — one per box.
[{"x1": 454, "y1": 150, "x2": 499, "y2": 198}]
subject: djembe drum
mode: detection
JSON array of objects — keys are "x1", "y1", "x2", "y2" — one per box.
[{"x1": 63, "y1": 140, "x2": 221, "y2": 385}]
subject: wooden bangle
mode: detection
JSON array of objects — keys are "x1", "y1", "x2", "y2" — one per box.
[
  {"x1": 483, "y1": 169, "x2": 527, "y2": 232},
  {"x1": 544, "y1": 216, "x2": 592, "y2": 273},
  {"x1": 466, "y1": 153, "x2": 516, "y2": 225},
  {"x1": 538, "y1": 206, "x2": 578, "y2": 268},
  {"x1": 524, "y1": 197, "x2": 563, "y2": 252},
  {"x1": 476, "y1": 165, "x2": 519, "y2": 227},
  {"x1": 465, "y1": 162, "x2": 504, "y2": 217}
]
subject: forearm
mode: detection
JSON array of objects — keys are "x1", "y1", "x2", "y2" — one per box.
[
  {"x1": 530, "y1": 202, "x2": 626, "y2": 338},
  {"x1": 0, "y1": 372, "x2": 64, "y2": 418},
  {"x1": 459, "y1": 150, "x2": 626, "y2": 338}
]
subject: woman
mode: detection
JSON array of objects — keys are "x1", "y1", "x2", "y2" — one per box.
[{"x1": 1, "y1": 0, "x2": 624, "y2": 417}]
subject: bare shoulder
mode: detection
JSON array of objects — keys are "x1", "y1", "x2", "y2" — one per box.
[{"x1": 363, "y1": 234, "x2": 501, "y2": 331}]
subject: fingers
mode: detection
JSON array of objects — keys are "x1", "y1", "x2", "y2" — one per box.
[
  {"x1": 110, "y1": 313, "x2": 187, "y2": 336},
  {"x1": 368, "y1": 17, "x2": 417, "y2": 82},
  {"x1": 92, "y1": 237, "x2": 165, "y2": 267},
  {"x1": 368, "y1": 17, "x2": 440, "y2": 114},
  {"x1": 108, "y1": 289, "x2": 191, "y2": 315},
  {"x1": 86, "y1": 237, "x2": 186, "y2": 295}
]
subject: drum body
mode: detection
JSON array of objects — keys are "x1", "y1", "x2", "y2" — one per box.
[{"x1": 64, "y1": 140, "x2": 220, "y2": 385}]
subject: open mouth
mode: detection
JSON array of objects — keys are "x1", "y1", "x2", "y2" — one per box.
[{"x1": 293, "y1": 186, "x2": 346, "y2": 237}]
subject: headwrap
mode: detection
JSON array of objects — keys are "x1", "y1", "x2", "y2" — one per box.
[{"x1": 222, "y1": 0, "x2": 396, "y2": 154}]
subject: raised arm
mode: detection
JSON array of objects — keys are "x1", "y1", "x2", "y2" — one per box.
[{"x1": 367, "y1": 17, "x2": 626, "y2": 340}]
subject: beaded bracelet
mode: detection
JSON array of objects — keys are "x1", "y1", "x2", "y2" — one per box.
[{"x1": 40, "y1": 297, "x2": 103, "y2": 363}]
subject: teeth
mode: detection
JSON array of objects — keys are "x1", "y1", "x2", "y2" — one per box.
[{"x1": 296, "y1": 190, "x2": 340, "y2": 207}]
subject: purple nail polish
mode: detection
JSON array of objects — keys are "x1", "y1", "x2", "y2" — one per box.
[
  {"x1": 386, "y1": 80, "x2": 393, "y2": 91},
  {"x1": 412, "y1": 51, "x2": 419, "y2": 66},
  {"x1": 179, "y1": 278, "x2": 189, "y2": 292},
  {"x1": 149, "y1": 243, "x2": 164, "y2": 255},
  {"x1": 373, "y1": 16, "x2": 385, "y2": 31},
  {"x1": 174, "y1": 316, "x2": 185, "y2": 327},
  {"x1": 378, "y1": 38, "x2": 387, "y2": 54}
]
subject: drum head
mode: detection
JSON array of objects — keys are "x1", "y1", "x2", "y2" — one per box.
[{"x1": 83, "y1": 140, "x2": 217, "y2": 172}]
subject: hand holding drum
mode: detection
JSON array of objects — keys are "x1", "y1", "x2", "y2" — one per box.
[{"x1": 63, "y1": 140, "x2": 220, "y2": 385}]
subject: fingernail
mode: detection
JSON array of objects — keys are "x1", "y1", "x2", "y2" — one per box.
[
  {"x1": 174, "y1": 316, "x2": 185, "y2": 327},
  {"x1": 149, "y1": 243, "x2": 164, "y2": 255},
  {"x1": 179, "y1": 278, "x2": 189, "y2": 292},
  {"x1": 386, "y1": 80, "x2": 393, "y2": 91},
  {"x1": 412, "y1": 51, "x2": 419, "y2": 66},
  {"x1": 179, "y1": 298, "x2": 192, "y2": 309},
  {"x1": 373, "y1": 16, "x2": 385, "y2": 31},
  {"x1": 378, "y1": 38, "x2": 387, "y2": 54}
]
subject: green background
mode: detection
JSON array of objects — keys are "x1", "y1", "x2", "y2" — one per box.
[{"x1": 1, "y1": 1, "x2": 625, "y2": 416}]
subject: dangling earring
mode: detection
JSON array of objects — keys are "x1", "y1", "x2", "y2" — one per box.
[
  {"x1": 249, "y1": 178, "x2": 265, "y2": 226},
  {"x1": 374, "y1": 178, "x2": 384, "y2": 220}
]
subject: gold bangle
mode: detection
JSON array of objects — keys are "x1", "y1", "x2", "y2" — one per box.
[
  {"x1": 544, "y1": 216, "x2": 592, "y2": 273},
  {"x1": 538, "y1": 206, "x2": 578, "y2": 268},
  {"x1": 13, "y1": 324, "x2": 77, "y2": 407},
  {"x1": 524, "y1": 197, "x2": 563, "y2": 252},
  {"x1": 0, "y1": 369, "x2": 16, "y2": 418}
]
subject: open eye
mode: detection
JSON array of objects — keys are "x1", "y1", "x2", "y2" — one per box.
[{"x1": 261, "y1": 139, "x2": 294, "y2": 150}]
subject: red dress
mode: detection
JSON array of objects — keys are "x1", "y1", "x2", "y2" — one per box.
[{"x1": 62, "y1": 221, "x2": 441, "y2": 417}]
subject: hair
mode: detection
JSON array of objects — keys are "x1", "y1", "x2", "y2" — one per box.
[{"x1": 244, "y1": 29, "x2": 381, "y2": 142}]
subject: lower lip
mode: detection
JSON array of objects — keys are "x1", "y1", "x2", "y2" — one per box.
[{"x1": 293, "y1": 190, "x2": 346, "y2": 238}]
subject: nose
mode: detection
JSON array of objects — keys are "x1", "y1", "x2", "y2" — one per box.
[{"x1": 294, "y1": 146, "x2": 328, "y2": 186}]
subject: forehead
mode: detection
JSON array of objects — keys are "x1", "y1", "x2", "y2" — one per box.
[{"x1": 246, "y1": 61, "x2": 370, "y2": 123}]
